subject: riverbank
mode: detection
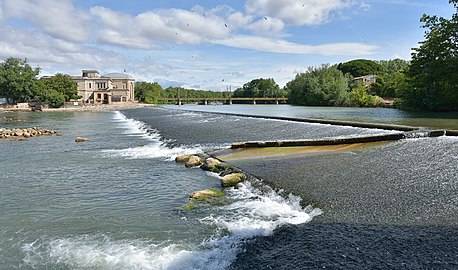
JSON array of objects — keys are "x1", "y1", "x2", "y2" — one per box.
[{"x1": 0, "y1": 103, "x2": 156, "y2": 112}]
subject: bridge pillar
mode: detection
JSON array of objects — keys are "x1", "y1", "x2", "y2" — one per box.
[
  {"x1": 177, "y1": 99, "x2": 182, "y2": 106},
  {"x1": 204, "y1": 99, "x2": 208, "y2": 105},
  {"x1": 275, "y1": 99, "x2": 279, "y2": 105},
  {"x1": 228, "y1": 99, "x2": 232, "y2": 105},
  {"x1": 253, "y1": 99, "x2": 256, "y2": 105}
]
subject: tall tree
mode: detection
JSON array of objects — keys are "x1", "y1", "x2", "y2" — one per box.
[
  {"x1": 401, "y1": 0, "x2": 458, "y2": 110},
  {"x1": 0, "y1": 57, "x2": 40, "y2": 104},
  {"x1": 41, "y1": 73, "x2": 78, "y2": 101},
  {"x1": 232, "y1": 78, "x2": 281, "y2": 98},
  {"x1": 337, "y1": 59, "x2": 382, "y2": 77},
  {"x1": 287, "y1": 64, "x2": 350, "y2": 106},
  {"x1": 135, "y1": 82, "x2": 163, "y2": 104}
]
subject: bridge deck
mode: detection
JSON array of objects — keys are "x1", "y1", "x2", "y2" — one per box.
[{"x1": 157, "y1": 97, "x2": 288, "y2": 101}]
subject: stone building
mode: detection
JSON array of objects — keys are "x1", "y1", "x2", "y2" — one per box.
[{"x1": 72, "y1": 70, "x2": 135, "y2": 104}]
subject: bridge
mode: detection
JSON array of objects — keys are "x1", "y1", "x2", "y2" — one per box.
[{"x1": 157, "y1": 97, "x2": 288, "y2": 105}]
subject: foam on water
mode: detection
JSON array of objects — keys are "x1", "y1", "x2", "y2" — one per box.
[
  {"x1": 22, "y1": 181, "x2": 320, "y2": 270},
  {"x1": 103, "y1": 111, "x2": 204, "y2": 160},
  {"x1": 20, "y1": 110, "x2": 321, "y2": 269}
]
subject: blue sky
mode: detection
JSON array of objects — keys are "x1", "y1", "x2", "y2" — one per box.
[{"x1": 0, "y1": 0, "x2": 454, "y2": 90}]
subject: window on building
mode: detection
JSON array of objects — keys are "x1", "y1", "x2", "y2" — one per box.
[{"x1": 89, "y1": 83, "x2": 92, "y2": 89}]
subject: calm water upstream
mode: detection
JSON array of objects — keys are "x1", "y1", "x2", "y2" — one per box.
[
  {"x1": 162, "y1": 104, "x2": 458, "y2": 130},
  {"x1": 1, "y1": 105, "x2": 457, "y2": 269}
]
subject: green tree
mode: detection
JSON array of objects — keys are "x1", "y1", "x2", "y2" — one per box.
[
  {"x1": 400, "y1": 0, "x2": 458, "y2": 110},
  {"x1": 287, "y1": 64, "x2": 350, "y2": 106},
  {"x1": 161, "y1": 86, "x2": 231, "y2": 104},
  {"x1": 41, "y1": 73, "x2": 78, "y2": 101},
  {"x1": 42, "y1": 89, "x2": 66, "y2": 108},
  {"x1": 337, "y1": 59, "x2": 382, "y2": 77},
  {"x1": 233, "y1": 78, "x2": 281, "y2": 99},
  {"x1": 372, "y1": 59, "x2": 410, "y2": 98},
  {"x1": 135, "y1": 82, "x2": 163, "y2": 104},
  {"x1": 0, "y1": 57, "x2": 40, "y2": 104},
  {"x1": 32, "y1": 78, "x2": 66, "y2": 108},
  {"x1": 349, "y1": 84, "x2": 383, "y2": 107},
  {"x1": 377, "y1": 59, "x2": 410, "y2": 74}
]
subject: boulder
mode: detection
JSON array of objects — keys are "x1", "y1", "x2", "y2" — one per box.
[
  {"x1": 190, "y1": 189, "x2": 225, "y2": 201},
  {"x1": 175, "y1": 154, "x2": 193, "y2": 163},
  {"x1": 185, "y1": 155, "x2": 203, "y2": 168},
  {"x1": 221, "y1": 173, "x2": 247, "y2": 188},
  {"x1": 200, "y1": 157, "x2": 222, "y2": 172},
  {"x1": 75, "y1": 137, "x2": 90, "y2": 142}
]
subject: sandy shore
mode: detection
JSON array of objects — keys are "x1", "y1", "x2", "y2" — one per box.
[{"x1": 0, "y1": 103, "x2": 156, "y2": 113}]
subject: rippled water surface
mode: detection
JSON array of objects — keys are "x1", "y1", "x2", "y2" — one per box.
[
  {"x1": 1, "y1": 106, "x2": 457, "y2": 269},
  {"x1": 0, "y1": 110, "x2": 321, "y2": 269},
  {"x1": 162, "y1": 104, "x2": 458, "y2": 129}
]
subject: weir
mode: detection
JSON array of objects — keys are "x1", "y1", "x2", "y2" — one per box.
[{"x1": 230, "y1": 129, "x2": 455, "y2": 149}]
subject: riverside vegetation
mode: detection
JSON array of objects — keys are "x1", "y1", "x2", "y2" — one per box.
[{"x1": 0, "y1": 1, "x2": 456, "y2": 111}]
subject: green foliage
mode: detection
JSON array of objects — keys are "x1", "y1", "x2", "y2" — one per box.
[
  {"x1": 42, "y1": 89, "x2": 66, "y2": 108},
  {"x1": 41, "y1": 73, "x2": 78, "y2": 101},
  {"x1": 376, "y1": 59, "x2": 410, "y2": 74},
  {"x1": 232, "y1": 78, "x2": 282, "y2": 98},
  {"x1": 162, "y1": 87, "x2": 228, "y2": 102},
  {"x1": 400, "y1": 0, "x2": 458, "y2": 111},
  {"x1": 287, "y1": 64, "x2": 350, "y2": 106},
  {"x1": 337, "y1": 59, "x2": 382, "y2": 77},
  {"x1": 0, "y1": 57, "x2": 40, "y2": 103},
  {"x1": 135, "y1": 81, "x2": 163, "y2": 104},
  {"x1": 349, "y1": 84, "x2": 383, "y2": 107}
]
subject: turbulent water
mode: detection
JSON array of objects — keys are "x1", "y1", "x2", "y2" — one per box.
[
  {"x1": 1, "y1": 106, "x2": 457, "y2": 269},
  {"x1": 1, "y1": 109, "x2": 324, "y2": 269}
]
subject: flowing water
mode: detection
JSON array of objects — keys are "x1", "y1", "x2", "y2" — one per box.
[
  {"x1": 1, "y1": 106, "x2": 457, "y2": 269},
  {"x1": 162, "y1": 104, "x2": 458, "y2": 130}
]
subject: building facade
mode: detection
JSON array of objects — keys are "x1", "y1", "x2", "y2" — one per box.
[
  {"x1": 353, "y1": 74, "x2": 377, "y2": 87},
  {"x1": 72, "y1": 70, "x2": 135, "y2": 104}
]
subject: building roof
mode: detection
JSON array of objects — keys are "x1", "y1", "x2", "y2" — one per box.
[
  {"x1": 102, "y1": 72, "x2": 134, "y2": 79},
  {"x1": 353, "y1": 74, "x2": 377, "y2": 80}
]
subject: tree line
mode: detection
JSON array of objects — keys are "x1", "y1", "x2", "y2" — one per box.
[
  {"x1": 1, "y1": 1, "x2": 456, "y2": 111},
  {"x1": 0, "y1": 58, "x2": 78, "y2": 108},
  {"x1": 137, "y1": 0, "x2": 456, "y2": 111}
]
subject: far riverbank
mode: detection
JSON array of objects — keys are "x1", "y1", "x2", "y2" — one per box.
[{"x1": 0, "y1": 102, "x2": 156, "y2": 113}]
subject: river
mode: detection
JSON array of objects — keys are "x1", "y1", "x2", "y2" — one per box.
[{"x1": 1, "y1": 105, "x2": 457, "y2": 269}]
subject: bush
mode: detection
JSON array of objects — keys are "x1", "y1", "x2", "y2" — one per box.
[
  {"x1": 42, "y1": 89, "x2": 65, "y2": 108},
  {"x1": 349, "y1": 85, "x2": 384, "y2": 107}
]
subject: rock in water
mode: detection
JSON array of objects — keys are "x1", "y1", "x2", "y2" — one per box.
[
  {"x1": 190, "y1": 189, "x2": 225, "y2": 201},
  {"x1": 185, "y1": 155, "x2": 203, "y2": 168},
  {"x1": 75, "y1": 137, "x2": 90, "y2": 142},
  {"x1": 221, "y1": 173, "x2": 247, "y2": 188},
  {"x1": 175, "y1": 154, "x2": 193, "y2": 163},
  {"x1": 200, "y1": 157, "x2": 222, "y2": 172}
]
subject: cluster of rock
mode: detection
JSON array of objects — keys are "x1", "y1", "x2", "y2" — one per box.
[
  {"x1": 0, "y1": 127, "x2": 57, "y2": 139},
  {"x1": 175, "y1": 154, "x2": 249, "y2": 210}
]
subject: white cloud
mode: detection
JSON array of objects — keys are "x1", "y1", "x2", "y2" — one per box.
[
  {"x1": 227, "y1": 12, "x2": 254, "y2": 28},
  {"x1": 212, "y1": 35, "x2": 378, "y2": 55},
  {"x1": 245, "y1": 0, "x2": 358, "y2": 26},
  {"x1": 246, "y1": 17, "x2": 285, "y2": 35},
  {"x1": 90, "y1": 6, "x2": 231, "y2": 49},
  {"x1": 1, "y1": 0, "x2": 92, "y2": 43}
]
